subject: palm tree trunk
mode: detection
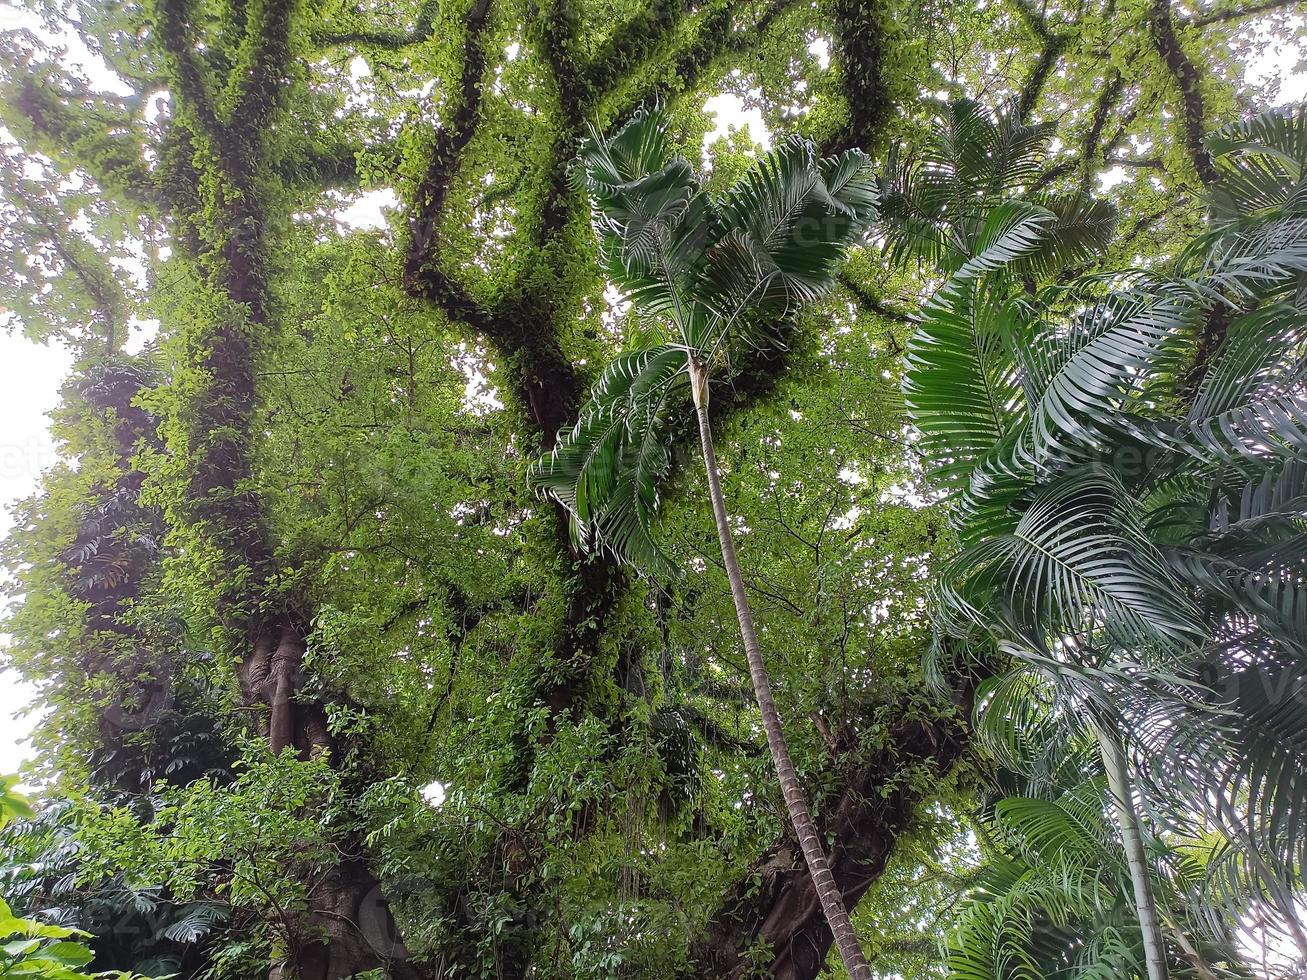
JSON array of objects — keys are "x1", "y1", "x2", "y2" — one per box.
[
  {"x1": 1097, "y1": 726, "x2": 1168, "y2": 980},
  {"x1": 689, "y1": 359, "x2": 872, "y2": 980}
]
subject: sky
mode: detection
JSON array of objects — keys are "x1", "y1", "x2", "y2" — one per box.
[
  {"x1": 0, "y1": 338, "x2": 69, "y2": 777},
  {"x1": 0, "y1": 5, "x2": 1304, "y2": 784}
]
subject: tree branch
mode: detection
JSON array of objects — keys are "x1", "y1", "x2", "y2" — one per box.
[
  {"x1": 579, "y1": 0, "x2": 692, "y2": 105},
  {"x1": 612, "y1": 0, "x2": 798, "y2": 120},
  {"x1": 1105, "y1": 154, "x2": 1164, "y2": 169},
  {"x1": 1017, "y1": 29, "x2": 1070, "y2": 122},
  {"x1": 828, "y1": 0, "x2": 893, "y2": 152},
  {"x1": 534, "y1": 0, "x2": 586, "y2": 128},
  {"x1": 1030, "y1": 159, "x2": 1075, "y2": 193},
  {"x1": 310, "y1": 1, "x2": 441, "y2": 49},
  {"x1": 1009, "y1": 0, "x2": 1054, "y2": 42},
  {"x1": 153, "y1": 0, "x2": 222, "y2": 138},
  {"x1": 1, "y1": 68, "x2": 161, "y2": 208},
  {"x1": 1075, "y1": 70, "x2": 1124, "y2": 190},
  {"x1": 1188, "y1": 0, "x2": 1302, "y2": 27},
  {"x1": 837, "y1": 273, "x2": 914, "y2": 325},
  {"x1": 402, "y1": 0, "x2": 495, "y2": 323},
  {"x1": 1147, "y1": 0, "x2": 1220, "y2": 185},
  {"x1": 225, "y1": 0, "x2": 299, "y2": 139}
]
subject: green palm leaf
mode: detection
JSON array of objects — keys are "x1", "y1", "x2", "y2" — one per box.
[
  {"x1": 1031, "y1": 290, "x2": 1190, "y2": 460},
  {"x1": 705, "y1": 137, "x2": 876, "y2": 344},
  {"x1": 942, "y1": 468, "x2": 1201, "y2": 649},
  {"x1": 533, "y1": 111, "x2": 876, "y2": 577},
  {"x1": 904, "y1": 276, "x2": 1023, "y2": 491},
  {"x1": 1207, "y1": 103, "x2": 1307, "y2": 182},
  {"x1": 529, "y1": 344, "x2": 686, "y2": 572},
  {"x1": 907, "y1": 102, "x2": 1307, "y2": 980},
  {"x1": 1018, "y1": 192, "x2": 1118, "y2": 279},
  {"x1": 954, "y1": 200, "x2": 1056, "y2": 281}
]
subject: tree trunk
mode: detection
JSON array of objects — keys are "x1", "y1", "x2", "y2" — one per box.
[
  {"x1": 1097, "y1": 727, "x2": 1168, "y2": 980},
  {"x1": 689, "y1": 359, "x2": 872, "y2": 980},
  {"x1": 1146, "y1": 0, "x2": 1220, "y2": 186},
  {"x1": 1165, "y1": 924, "x2": 1220, "y2": 980},
  {"x1": 270, "y1": 856, "x2": 431, "y2": 980},
  {"x1": 690, "y1": 703, "x2": 971, "y2": 979}
]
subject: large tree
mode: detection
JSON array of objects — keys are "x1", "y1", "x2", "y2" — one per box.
[{"x1": 0, "y1": 0, "x2": 1299, "y2": 977}]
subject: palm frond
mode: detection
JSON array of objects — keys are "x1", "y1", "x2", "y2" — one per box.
[
  {"x1": 1030, "y1": 290, "x2": 1191, "y2": 460},
  {"x1": 1177, "y1": 302, "x2": 1307, "y2": 461},
  {"x1": 880, "y1": 100, "x2": 1060, "y2": 276},
  {"x1": 904, "y1": 276, "x2": 1024, "y2": 491},
  {"x1": 532, "y1": 108, "x2": 875, "y2": 580},
  {"x1": 1208, "y1": 457, "x2": 1307, "y2": 538},
  {"x1": 576, "y1": 107, "x2": 710, "y2": 330},
  {"x1": 704, "y1": 137, "x2": 876, "y2": 344},
  {"x1": 943, "y1": 468, "x2": 1202, "y2": 649},
  {"x1": 529, "y1": 345, "x2": 688, "y2": 577},
  {"x1": 954, "y1": 200, "x2": 1056, "y2": 281},
  {"x1": 900, "y1": 108, "x2": 1307, "y2": 976},
  {"x1": 1204, "y1": 108, "x2": 1306, "y2": 293},
  {"x1": 1019, "y1": 193, "x2": 1118, "y2": 279}
]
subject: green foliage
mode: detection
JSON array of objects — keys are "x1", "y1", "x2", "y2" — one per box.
[
  {"x1": 0, "y1": 0, "x2": 1300, "y2": 976},
  {"x1": 0, "y1": 781, "x2": 142, "y2": 980},
  {"x1": 899, "y1": 100, "x2": 1307, "y2": 977},
  {"x1": 1, "y1": 799, "x2": 228, "y2": 979},
  {"x1": 531, "y1": 106, "x2": 878, "y2": 573}
]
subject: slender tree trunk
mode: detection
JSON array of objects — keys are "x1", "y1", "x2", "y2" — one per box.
[
  {"x1": 1097, "y1": 726, "x2": 1168, "y2": 980},
  {"x1": 1165, "y1": 924, "x2": 1219, "y2": 980},
  {"x1": 689, "y1": 359, "x2": 872, "y2": 980}
]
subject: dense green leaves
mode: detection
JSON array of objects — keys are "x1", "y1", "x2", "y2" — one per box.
[
  {"x1": 534, "y1": 108, "x2": 878, "y2": 574},
  {"x1": 900, "y1": 100, "x2": 1307, "y2": 978},
  {"x1": 0, "y1": 783, "x2": 143, "y2": 980},
  {"x1": 0, "y1": 0, "x2": 1301, "y2": 976}
]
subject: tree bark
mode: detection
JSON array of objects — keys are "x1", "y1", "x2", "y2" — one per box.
[
  {"x1": 1147, "y1": 0, "x2": 1220, "y2": 186},
  {"x1": 689, "y1": 703, "x2": 969, "y2": 979},
  {"x1": 689, "y1": 358, "x2": 872, "y2": 980},
  {"x1": 1098, "y1": 727, "x2": 1168, "y2": 980},
  {"x1": 1166, "y1": 924, "x2": 1220, "y2": 980},
  {"x1": 273, "y1": 857, "x2": 433, "y2": 980}
]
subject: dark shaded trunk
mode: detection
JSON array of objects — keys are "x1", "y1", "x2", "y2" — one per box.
[
  {"x1": 234, "y1": 619, "x2": 427, "y2": 980},
  {"x1": 236, "y1": 619, "x2": 332, "y2": 758},
  {"x1": 275, "y1": 858, "x2": 431, "y2": 980},
  {"x1": 1147, "y1": 0, "x2": 1220, "y2": 186},
  {"x1": 829, "y1": 0, "x2": 892, "y2": 152},
  {"x1": 689, "y1": 683, "x2": 975, "y2": 979}
]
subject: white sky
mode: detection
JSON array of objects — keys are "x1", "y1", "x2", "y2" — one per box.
[
  {"x1": 0, "y1": 339, "x2": 68, "y2": 779},
  {"x1": 0, "y1": 8, "x2": 1304, "y2": 787}
]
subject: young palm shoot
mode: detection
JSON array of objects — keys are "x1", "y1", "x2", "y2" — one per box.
[{"x1": 530, "y1": 108, "x2": 879, "y2": 976}]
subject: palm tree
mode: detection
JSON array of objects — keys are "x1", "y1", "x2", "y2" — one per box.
[
  {"x1": 529, "y1": 107, "x2": 879, "y2": 977},
  {"x1": 891, "y1": 100, "x2": 1307, "y2": 977},
  {"x1": 947, "y1": 664, "x2": 1283, "y2": 980},
  {"x1": 946, "y1": 701, "x2": 1254, "y2": 980}
]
